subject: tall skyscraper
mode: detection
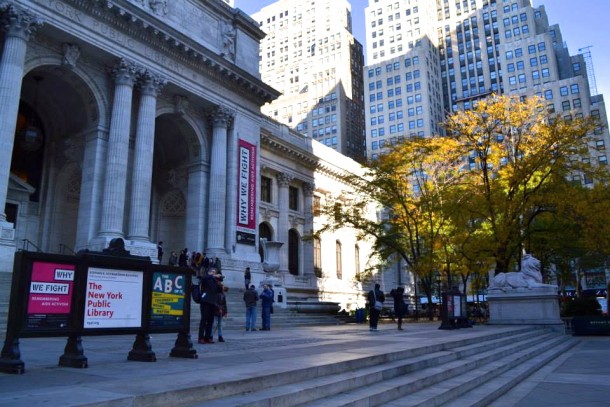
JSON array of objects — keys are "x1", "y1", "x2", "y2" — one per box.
[
  {"x1": 363, "y1": 0, "x2": 610, "y2": 169},
  {"x1": 252, "y1": 0, "x2": 367, "y2": 161}
]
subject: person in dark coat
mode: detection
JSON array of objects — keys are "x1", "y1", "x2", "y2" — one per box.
[
  {"x1": 390, "y1": 286, "x2": 407, "y2": 330},
  {"x1": 198, "y1": 267, "x2": 220, "y2": 344},
  {"x1": 367, "y1": 283, "x2": 385, "y2": 331}
]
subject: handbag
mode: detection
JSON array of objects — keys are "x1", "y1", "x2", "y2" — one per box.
[{"x1": 373, "y1": 290, "x2": 383, "y2": 311}]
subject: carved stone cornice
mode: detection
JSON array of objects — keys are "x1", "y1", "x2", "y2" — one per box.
[
  {"x1": 58, "y1": 0, "x2": 280, "y2": 105},
  {"x1": 260, "y1": 132, "x2": 347, "y2": 182}
]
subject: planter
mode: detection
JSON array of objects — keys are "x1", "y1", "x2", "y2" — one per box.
[
  {"x1": 571, "y1": 316, "x2": 610, "y2": 336},
  {"x1": 289, "y1": 301, "x2": 340, "y2": 314}
]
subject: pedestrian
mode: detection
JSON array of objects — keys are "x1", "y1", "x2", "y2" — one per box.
[
  {"x1": 214, "y1": 284, "x2": 228, "y2": 342},
  {"x1": 198, "y1": 267, "x2": 220, "y2": 344},
  {"x1": 367, "y1": 283, "x2": 385, "y2": 331},
  {"x1": 157, "y1": 241, "x2": 164, "y2": 263},
  {"x1": 243, "y1": 284, "x2": 258, "y2": 331},
  {"x1": 214, "y1": 257, "x2": 222, "y2": 273},
  {"x1": 202, "y1": 253, "x2": 210, "y2": 271},
  {"x1": 244, "y1": 266, "x2": 251, "y2": 290},
  {"x1": 168, "y1": 250, "x2": 178, "y2": 266},
  {"x1": 260, "y1": 284, "x2": 274, "y2": 330},
  {"x1": 390, "y1": 286, "x2": 407, "y2": 330},
  {"x1": 178, "y1": 248, "x2": 188, "y2": 267}
]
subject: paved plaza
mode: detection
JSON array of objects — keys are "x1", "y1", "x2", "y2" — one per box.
[{"x1": 0, "y1": 321, "x2": 608, "y2": 406}]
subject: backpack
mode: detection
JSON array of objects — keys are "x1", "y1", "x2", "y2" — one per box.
[{"x1": 191, "y1": 283, "x2": 202, "y2": 304}]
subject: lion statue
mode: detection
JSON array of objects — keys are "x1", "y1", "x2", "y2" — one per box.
[{"x1": 489, "y1": 253, "x2": 555, "y2": 290}]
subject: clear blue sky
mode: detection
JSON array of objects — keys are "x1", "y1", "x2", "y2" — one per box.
[{"x1": 235, "y1": 0, "x2": 610, "y2": 99}]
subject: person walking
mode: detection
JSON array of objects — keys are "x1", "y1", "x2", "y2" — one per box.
[
  {"x1": 244, "y1": 267, "x2": 251, "y2": 290},
  {"x1": 259, "y1": 284, "x2": 274, "y2": 331},
  {"x1": 198, "y1": 267, "x2": 220, "y2": 344},
  {"x1": 367, "y1": 283, "x2": 385, "y2": 331},
  {"x1": 243, "y1": 284, "x2": 259, "y2": 331},
  {"x1": 214, "y1": 284, "x2": 228, "y2": 342},
  {"x1": 390, "y1": 286, "x2": 407, "y2": 330}
]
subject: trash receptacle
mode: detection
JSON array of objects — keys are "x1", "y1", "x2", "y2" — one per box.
[{"x1": 355, "y1": 308, "x2": 365, "y2": 323}]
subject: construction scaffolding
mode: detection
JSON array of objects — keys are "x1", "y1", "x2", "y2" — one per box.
[{"x1": 578, "y1": 46, "x2": 598, "y2": 97}]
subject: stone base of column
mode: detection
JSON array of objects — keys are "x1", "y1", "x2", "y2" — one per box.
[{"x1": 0, "y1": 220, "x2": 16, "y2": 273}]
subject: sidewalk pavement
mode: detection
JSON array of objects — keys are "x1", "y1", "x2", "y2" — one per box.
[{"x1": 0, "y1": 321, "x2": 608, "y2": 406}]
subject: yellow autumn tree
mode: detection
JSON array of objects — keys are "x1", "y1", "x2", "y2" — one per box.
[{"x1": 444, "y1": 95, "x2": 598, "y2": 274}]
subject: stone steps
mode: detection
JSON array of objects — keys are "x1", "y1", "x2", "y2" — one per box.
[{"x1": 182, "y1": 327, "x2": 576, "y2": 406}]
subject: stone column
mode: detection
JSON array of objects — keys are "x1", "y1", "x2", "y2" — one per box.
[
  {"x1": 98, "y1": 59, "x2": 137, "y2": 238},
  {"x1": 127, "y1": 70, "x2": 165, "y2": 241},
  {"x1": 0, "y1": 5, "x2": 41, "y2": 271},
  {"x1": 205, "y1": 106, "x2": 233, "y2": 255},
  {"x1": 75, "y1": 126, "x2": 107, "y2": 249},
  {"x1": 277, "y1": 172, "x2": 292, "y2": 273},
  {"x1": 224, "y1": 124, "x2": 237, "y2": 253},
  {"x1": 302, "y1": 182, "x2": 315, "y2": 276},
  {"x1": 185, "y1": 162, "x2": 208, "y2": 253}
]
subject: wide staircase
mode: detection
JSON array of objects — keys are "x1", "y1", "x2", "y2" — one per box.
[
  {"x1": 188, "y1": 285, "x2": 344, "y2": 332},
  {"x1": 186, "y1": 326, "x2": 576, "y2": 407}
]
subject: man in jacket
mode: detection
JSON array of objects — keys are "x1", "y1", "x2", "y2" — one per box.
[{"x1": 243, "y1": 284, "x2": 259, "y2": 331}]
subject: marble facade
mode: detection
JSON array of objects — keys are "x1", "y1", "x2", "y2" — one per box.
[{"x1": 0, "y1": 0, "x2": 375, "y2": 310}]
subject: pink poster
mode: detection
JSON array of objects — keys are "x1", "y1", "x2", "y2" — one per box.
[
  {"x1": 27, "y1": 261, "x2": 75, "y2": 314},
  {"x1": 236, "y1": 139, "x2": 257, "y2": 245}
]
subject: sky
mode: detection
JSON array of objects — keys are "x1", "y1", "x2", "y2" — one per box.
[{"x1": 234, "y1": 0, "x2": 610, "y2": 99}]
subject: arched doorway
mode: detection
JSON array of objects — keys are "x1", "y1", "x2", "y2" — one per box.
[
  {"x1": 150, "y1": 113, "x2": 202, "y2": 256},
  {"x1": 13, "y1": 68, "x2": 101, "y2": 253}
]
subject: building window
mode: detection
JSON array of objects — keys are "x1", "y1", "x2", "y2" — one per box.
[
  {"x1": 289, "y1": 186, "x2": 299, "y2": 211},
  {"x1": 313, "y1": 238, "x2": 322, "y2": 277},
  {"x1": 313, "y1": 195, "x2": 321, "y2": 216},
  {"x1": 261, "y1": 176, "x2": 272, "y2": 203},
  {"x1": 288, "y1": 229, "x2": 299, "y2": 275},
  {"x1": 336, "y1": 240, "x2": 342, "y2": 280}
]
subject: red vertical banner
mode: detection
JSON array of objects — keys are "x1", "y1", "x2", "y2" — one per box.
[{"x1": 236, "y1": 139, "x2": 257, "y2": 245}]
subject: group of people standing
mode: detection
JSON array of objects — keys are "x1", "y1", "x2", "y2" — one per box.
[
  {"x1": 367, "y1": 284, "x2": 408, "y2": 331},
  {"x1": 243, "y1": 278, "x2": 275, "y2": 331}
]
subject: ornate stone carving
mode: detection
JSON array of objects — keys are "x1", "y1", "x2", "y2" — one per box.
[
  {"x1": 137, "y1": 69, "x2": 166, "y2": 96},
  {"x1": 0, "y1": 3, "x2": 43, "y2": 41},
  {"x1": 277, "y1": 173, "x2": 293, "y2": 187},
  {"x1": 61, "y1": 43, "x2": 81, "y2": 69},
  {"x1": 148, "y1": 0, "x2": 168, "y2": 16},
  {"x1": 302, "y1": 182, "x2": 315, "y2": 197},
  {"x1": 220, "y1": 20, "x2": 236, "y2": 62},
  {"x1": 160, "y1": 190, "x2": 186, "y2": 217},
  {"x1": 63, "y1": 136, "x2": 85, "y2": 165},
  {"x1": 208, "y1": 105, "x2": 234, "y2": 128},
  {"x1": 166, "y1": 167, "x2": 188, "y2": 191},
  {"x1": 173, "y1": 95, "x2": 189, "y2": 116},
  {"x1": 109, "y1": 58, "x2": 138, "y2": 87}
]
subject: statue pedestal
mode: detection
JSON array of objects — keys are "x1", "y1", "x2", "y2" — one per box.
[{"x1": 487, "y1": 287, "x2": 563, "y2": 332}]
